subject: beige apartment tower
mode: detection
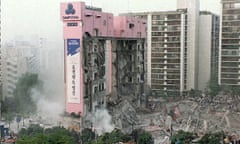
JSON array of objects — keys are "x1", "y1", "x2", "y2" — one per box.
[
  {"x1": 125, "y1": 0, "x2": 200, "y2": 96},
  {"x1": 219, "y1": 0, "x2": 240, "y2": 85}
]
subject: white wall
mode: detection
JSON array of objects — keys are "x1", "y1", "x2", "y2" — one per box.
[
  {"x1": 147, "y1": 14, "x2": 152, "y2": 87},
  {"x1": 198, "y1": 14, "x2": 212, "y2": 91},
  {"x1": 177, "y1": 0, "x2": 200, "y2": 90}
]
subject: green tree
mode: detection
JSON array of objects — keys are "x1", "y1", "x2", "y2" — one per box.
[
  {"x1": 133, "y1": 129, "x2": 154, "y2": 144},
  {"x1": 138, "y1": 131, "x2": 154, "y2": 144},
  {"x1": 189, "y1": 89, "x2": 202, "y2": 97},
  {"x1": 1, "y1": 97, "x2": 16, "y2": 127},
  {"x1": 81, "y1": 128, "x2": 95, "y2": 143},
  {"x1": 18, "y1": 124, "x2": 44, "y2": 137},
  {"x1": 170, "y1": 130, "x2": 196, "y2": 144},
  {"x1": 206, "y1": 78, "x2": 220, "y2": 97},
  {"x1": 220, "y1": 85, "x2": 240, "y2": 105},
  {"x1": 17, "y1": 125, "x2": 76, "y2": 144},
  {"x1": 81, "y1": 128, "x2": 131, "y2": 144},
  {"x1": 198, "y1": 131, "x2": 224, "y2": 144},
  {"x1": 1, "y1": 73, "x2": 42, "y2": 123},
  {"x1": 100, "y1": 129, "x2": 130, "y2": 144},
  {"x1": 13, "y1": 73, "x2": 41, "y2": 114}
]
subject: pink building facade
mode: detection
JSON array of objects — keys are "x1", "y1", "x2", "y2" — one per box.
[
  {"x1": 113, "y1": 16, "x2": 146, "y2": 38},
  {"x1": 60, "y1": 2, "x2": 146, "y2": 115}
]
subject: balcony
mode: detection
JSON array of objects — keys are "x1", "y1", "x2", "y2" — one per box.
[{"x1": 221, "y1": 79, "x2": 239, "y2": 85}]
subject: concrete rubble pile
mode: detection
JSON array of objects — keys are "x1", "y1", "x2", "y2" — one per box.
[
  {"x1": 109, "y1": 94, "x2": 240, "y2": 143},
  {"x1": 110, "y1": 99, "x2": 139, "y2": 133}
]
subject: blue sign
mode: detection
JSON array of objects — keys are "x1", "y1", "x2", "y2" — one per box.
[
  {"x1": 67, "y1": 39, "x2": 80, "y2": 56},
  {"x1": 65, "y1": 3, "x2": 76, "y2": 15}
]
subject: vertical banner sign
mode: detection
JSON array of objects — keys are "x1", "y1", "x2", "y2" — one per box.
[{"x1": 67, "y1": 39, "x2": 81, "y2": 103}]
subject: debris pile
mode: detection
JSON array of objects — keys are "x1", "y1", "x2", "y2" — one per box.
[{"x1": 109, "y1": 94, "x2": 240, "y2": 143}]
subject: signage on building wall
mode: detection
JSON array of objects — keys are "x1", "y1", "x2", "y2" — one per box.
[
  {"x1": 65, "y1": 3, "x2": 76, "y2": 15},
  {"x1": 62, "y1": 3, "x2": 80, "y2": 21},
  {"x1": 67, "y1": 22, "x2": 78, "y2": 27},
  {"x1": 67, "y1": 39, "x2": 81, "y2": 103}
]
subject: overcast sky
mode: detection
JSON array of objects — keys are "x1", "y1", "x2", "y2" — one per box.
[{"x1": 2, "y1": 0, "x2": 221, "y2": 43}]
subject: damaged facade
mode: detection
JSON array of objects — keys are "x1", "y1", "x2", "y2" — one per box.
[{"x1": 60, "y1": 2, "x2": 146, "y2": 115}]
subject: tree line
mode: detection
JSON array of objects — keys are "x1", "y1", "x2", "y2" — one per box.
[{"x1": 16, "y1": 124, "x2": 154, "y2": 144}]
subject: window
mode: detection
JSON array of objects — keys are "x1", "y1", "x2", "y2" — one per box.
[
  {"x1": 128, "y1": 77, "x2": 132, "y2": 82},
  {"x1": 94, "y1": 29, "x2": 99, "y2": 36},
  {"x1": 99, "y1": 84, "x2": 102, "y2": 91},
  {"x1": 129, "y1": 23, "x2": 134, "y2": 29},
  {"x1": 94, "y1": 86, "x2": 98, "y2": 93},
  {"x1": 94, "y1": 72, "x2": 97, "y2": 80}
]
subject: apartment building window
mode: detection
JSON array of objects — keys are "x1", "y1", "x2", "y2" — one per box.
[
  {"x1": 94, "y1": 29, "x2": 99, "y2": 36},
  {"x1": 128, "y1": 45, "x2": 133, "y2": 50},
  {"x1": 151, "y1": 85, "x2": 164, "y2": 90},
  {"x1": 129, "y1": 55, "x2": 132, "y2": 61},
  {"x1": 152, "y1": 32, "x2": 163, "y2": 36},
  {"x1": 129, "y1": 23, "x2": 134, "y2": 29},
  {"x1": 137, "y1": 44, "x2": 140, "y2": 51},
  {"x1": 152, "y1": 69, "x2": 164, "y2": 73},
  {"x1": 152, "y1": 15, "x2": 164, "y2": 20},
  {"x1": 99, "y1": 83, "x2": 102, "y2": 91},
  {"x1": 128, "y1": 77, "x2": 132, "y2": 83},
  {"x1": 94, "y1": 86, "x2": 98, "y2": 94},
  {"x1": 102, "y1": 83, "x2": 105, "y2": 90},
  {"x1": 98, "y1": 83, "x2": 105, "y2": 91},
  {"x1": 223, "y1": 3, "x2": 240, "y2": 9},
  {"x1": 151, "y1": 64, "x2": 164, "y2": 69},
  {"x1": 152, "y1": 15, "x2": 157, "y2": 20},
  {"x1": 152, "y1": 21, "x2": 157, "y2": 25},
  {"x1": 94, "y1": 72, "x2": 97, "y2": 80},
  {"x1": 223, "y1": 3, "x2": 230, "y2": 9},
  {"x1": 93, "y1": 45, "x2": 97, "y2": 52}
]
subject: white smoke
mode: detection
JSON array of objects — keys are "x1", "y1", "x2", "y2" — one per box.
[
  {"x1": 31, "y1": 88, "x2": 64, "y2": 127},
  {"x1": 6, "y1": 40, "x2": 65, "y2": 132},
  {"x1": 33, "y1": 41, "x2": 65, "y2": 127},
  {"x1": 87, "y1": 109, "x2": 115, "y2": 135}
]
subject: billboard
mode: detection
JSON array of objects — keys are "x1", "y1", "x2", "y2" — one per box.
[{"x1": 66, "y1": 39, "x2": 81, "y2": 103}]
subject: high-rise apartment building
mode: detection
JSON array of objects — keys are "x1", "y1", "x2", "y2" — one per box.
[
  {"x1": 1, "y1": 40, "x2": 40, "y2": 98},
  {"x1": 125, "y1": 0, "x2": 221, "y2": 95},
  {"x1": 126, "y1": 11, "x2": 188, "y2": 96},
  {"x1": 198, "y1": 11, "x2": 219, "y2": 91},
  {"x1": 124, "y1": 0, "x2": 200, "y2": 96},
  {"x1": 177, "y1": 0, "x2": 200, "y2": 90},
  {"x1": 219, "y1": 0, "x2": 240, "y2": 85}
]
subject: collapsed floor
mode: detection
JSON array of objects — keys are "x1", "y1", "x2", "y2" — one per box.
[{"x1": 108, "y1": 94, "x2": 240, "y2": 142}]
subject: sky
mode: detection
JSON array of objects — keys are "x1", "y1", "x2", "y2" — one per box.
[{"x1": 2, "y1": 0, "x2": 221, "y2": 43}]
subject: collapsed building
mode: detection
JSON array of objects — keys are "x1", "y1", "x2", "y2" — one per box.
[
  {"x1": 60, "y1": 2, "x2": 146, "y2": 116},
  {"x1": 59, "y1": 2, "x2": 240, "y2": 142}
]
